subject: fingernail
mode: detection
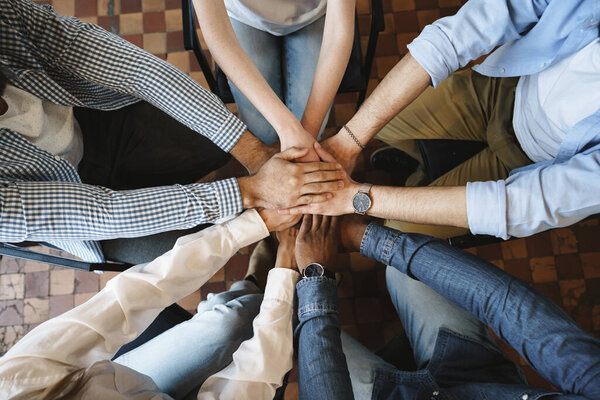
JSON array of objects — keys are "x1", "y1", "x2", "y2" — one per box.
[
  {"x1": 315, "y1": 142, "x2": 322, "y2": 148},
  {"x1": 340, "y1": 171, "x2": 346, "y2": 177},
  {"x1": 326, "y1": 193, "x2": 333, "y2": 199},
  {"x1": 336, "y1": 163, "x2": 342, "y2": 169},
  {"x1": 338, "y1": 181, "x2": 344, "y2": 188}
]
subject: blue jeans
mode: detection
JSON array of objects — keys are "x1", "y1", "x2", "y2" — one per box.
[
  {"x1": 114, "y1": 280, "x2": 262, "y2": 399},
  {"x1": 229, "y1": 16, "x2": 330, "y2": 145},
  {"x1": 340, "y1": 267, "x2": 502, "y2": 399}
]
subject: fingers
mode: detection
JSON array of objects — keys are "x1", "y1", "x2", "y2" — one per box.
[
  {"x1": 297, "y1": 193, "x2": 333, "y2": 206},
  {"x1": 314, "y1": 142, "x2": 337, "y2": 162},
  {"x1": 276, "y1": 146, "x2": 310, "y2": 161},
  {"x1": 300, "y1": 161, "x2": 342, "y2": 173},
  {"x1": 303, "y1": 169, "x2": 346, "y2": 185},
  {"x1": 302, "y1": 181, "x2": 343, "y2": 194},
  {"x1": 279, "y1": 204, "x2": 320, "y2": 216},
  {"x1": 312, "y1": 214, "x2": 323, "y2": 231},
  {"x1": 299, "y1": 213, "x2": 312, "y2": 236}
]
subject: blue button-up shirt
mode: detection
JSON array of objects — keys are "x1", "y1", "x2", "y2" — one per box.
[
  {"x1": 407, "y1": 0, "x2": 600, "y2": 239},
  {"x1": 0, "y1": 0, "x2": 246, "y2": 261}
]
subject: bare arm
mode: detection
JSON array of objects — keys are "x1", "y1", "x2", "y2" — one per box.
[
  {"x1": 301, "y1": 0, "x2": 355, "y2": 136},
  {"x1": 193, "y1": 0, "x2": 317, "y2": 158},
  {"x1": 280, "y1": 143, "x2": 467, "y2": 229},
  {"x1": 321, "y1": 53, "x2": 431, "y2": 172}
]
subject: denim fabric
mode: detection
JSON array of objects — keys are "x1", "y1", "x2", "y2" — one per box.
[
  {"x1": 360, "y1": 223, "x2": 600, "y2": 400},
  {"x1": 114, "y1": 280, "x2": 262, "y2": 399},
  {"x1": 295, "y1": 276, "x2": 355, "y2": 400},
  {"x1": 228, "y1": 16, "x2": 330, "y2": 145}
]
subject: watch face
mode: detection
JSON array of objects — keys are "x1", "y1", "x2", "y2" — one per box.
[
  {"x1": 304, "y1": 263, "x2": 324, "y2": 278},
  {"x1": 353, "y1": 192, "x2": 371, "y2": 213}
]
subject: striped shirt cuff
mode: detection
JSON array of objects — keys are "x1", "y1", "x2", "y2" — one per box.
[
  {"x1": 213, "y1": 178, "x2": 243, "y2": 219},
  {"x1": 213, "y1": 113, "x2": 247, "y2": 153}
]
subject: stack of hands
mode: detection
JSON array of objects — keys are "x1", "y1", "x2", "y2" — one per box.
[{"x1": 241, "y1": 130, "x2": 365, "y2": 234}]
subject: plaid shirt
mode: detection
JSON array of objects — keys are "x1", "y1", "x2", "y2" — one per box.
[{"x1": 0, "y1": 0, "x2": 246, "y2": 262}]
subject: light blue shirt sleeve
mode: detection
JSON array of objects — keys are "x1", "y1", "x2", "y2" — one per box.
[
  {"x1": 467, "y1": 150, "x2": 600, "y2": 239},
  {"x1": 407, "y1": 0, "x2": 545, "y2": 87}
]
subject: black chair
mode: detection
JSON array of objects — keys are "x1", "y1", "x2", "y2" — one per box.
[
  {"x1": 182, "y1": 0, "x2": 385, "y2": 108},
  {"x1": 0, "y1": 242, "x2": 131, "y2": 271}
]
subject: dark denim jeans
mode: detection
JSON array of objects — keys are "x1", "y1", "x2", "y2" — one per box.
[{"x1": 360, "y1": 223, "x2": 600, "y2": 400}]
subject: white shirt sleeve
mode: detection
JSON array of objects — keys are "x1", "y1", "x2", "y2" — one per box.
[
  {"x1": 0, "y1": 209, "x2": 269, "y2": 399},
  {"x1": 198, "y1": 268, "x2": 300, "y2": 400}
]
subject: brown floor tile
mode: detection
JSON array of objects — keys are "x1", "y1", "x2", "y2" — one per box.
[
  {"x1": 394, "y1": 11, "x2": 419, "y2": 32},
  {"x1": 551, "y1": 228, "x2": 579, "y2": 255},
  {"x1": 142, "y1": 0, "x2": 164, "y2": 12},
  {"x1": 349, "y1": 252, "x2": 376, "y2": 271},
  {"x1": 53, "y1": 0, "x2": 75, "y2": 16},
  {"x1": 121, "y1": 0, "x2": 142, "y2": 13},
  {"x1": 1, "y1": 257, "x2": 24, "y2": 274},
  {"x1": 416, "y1": 9, "x2": 440, "y2": 29},
  {"x1": 208, "y1": 267, "x2": 225, "y2": 283},
  {"x1": 99, "y1": 271, "x2": 121, "y2": 289},
  {"x1": 122, "y1": 33, "x2": 144, "y2": 48},
  {"x1": 164, "y1": 9, "x2": 182, "y2": 32},
  {"x1": 0, "y1": 300, "x2": 24, "y2": 327},
  {"x1": 49, "y1": 295, "x2": 75, "y2": 318},
  {"x1": 559, "y1": 279, "x2": 587, "y2": 307},
  {"x1": 23, "y1": 298, "x2": 49, "y2": 324},
  {"x1": 555, "y1": 254, "x2": 583, "y2": 279},
  {"x1": 120, "y1": 12, "x2": 144, "y2": 35},
  {"x1": 143, "y1": 32, "x2": 167, "y2": 54},
  {"x1": 143, "y1": 11, "x2": 166, "y2": 33},
  {"x1": 501, "y1": 239, "x2": 528, "y2": 260},
  {"x1": 581, "y1": 252, "x2": 600, "y2": 279},
  {"x1": 475, "y1": 242, "x2": 502, "y2": 261},
  {"x1": 525, "y1": 231, "x2": 554, "y2": 257},
  {"x1": 25, "y1": 271, "x2": 49, "y2": 298},
  {"x1": 166, "y1": 31, "x2": 184, "y2": 52},
  {"x1": 353, "y1": 270, "x2": 380, "y2": 297},
  {"x1": 75, "y1": 0, "x2": 97, "y2": 17},
  {"x1": 74, "y1": 270, "x2": 100, "y2": 293},
  {"x1": 530, "y1": 257, "x2": 557, "y2": 283},
  {"x1": 503, "y1": 259, "x2": 532, "y2": 283},
  {"x1": 74, "y1": 292, "x2": 96, "y2": 307},
  {"x1": 0, "y1": 273, "x2": 25, "y2": 300},
  {"x1": 177, "y1": 289, "x2": 201, "y2": 313},
  {"x1": 201, "y1": 281, "x2": 226, "y2": 301},
  {"x1": 50, "y1": 269, "x2": 75, "y2": 296},
  {"x1": 575, "y1": 225, "x2": 600, "y2": 253},
  {"x1": 166, "y1": 50, "x2": 190, "y2": 73},
  {"x1": 532, "y1": 282, "x2": 561, "y2": 306},
  {"x1": 165, "y1": 0, "x2": 179, "y2": 9},
  {"x1": 0, "y1": 325, "x2": 24, "y2": 355}
]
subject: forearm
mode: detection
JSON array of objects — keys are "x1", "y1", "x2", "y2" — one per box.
[
  {"x1": 346, "y1": 53, "x2": 430, "y2": 148},
  {"x1": 0, "y1": 210, "x2": 269, "y2": 391},
  {"x1": 368, "y1": 185, "x2": 468, "y2": 228},
  {"x1": 296, "y1": 277, "x2": 354, "y2": 400},
  {"x1": 361, "y1": 223, "x2": 600, "y2": 397},
  {"x1": 198, "y1": 268, "x2": 300, "y2": 399},
  {"x1": 0, "y1": 179, "x2": 242, "y2": 243},
  {"x1": 301, "y1": 0, "x2": 355, "y2": 136},
  {"x1": 193, "y1": 0, "x2": 300, "y2": 139},
  {"x1": 230, "y1": 130, "x2": 276, "y2": 174}
]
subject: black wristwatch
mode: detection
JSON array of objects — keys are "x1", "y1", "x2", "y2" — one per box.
[{"x1": 302, "y1": 263, "x2": 335, "y2": 280}]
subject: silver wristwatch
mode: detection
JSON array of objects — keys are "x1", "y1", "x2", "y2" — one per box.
[{"x1": 352, "y1": 183, "x2": 373, "y2": 215}]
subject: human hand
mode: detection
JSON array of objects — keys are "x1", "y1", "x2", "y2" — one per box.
[
  {"x1": 258, "y1": 208, "x2": 302, "y2": 232},
  {"x1": 279, "y1": 124, "x2": 319, "y2": 162},
  {"x1": 320, "y1": 129, "x2": 362, "y2": 174},
  {"x1": 275, "y1": 226, "x2": 299, "y2": 270},
  {"x1": 295, "y1": 214, "x2": 340, "y2": 271},
  {"x1": 278, "y1": 142, "x2": 362, "y2": 216},
  {"x1": 238, "y1": 147, "x2": 346, "y2": 210}
]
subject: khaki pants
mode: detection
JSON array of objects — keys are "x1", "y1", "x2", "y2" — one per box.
[{"x1": 376, "y1": 70, "x2": 532, "y2": 238}]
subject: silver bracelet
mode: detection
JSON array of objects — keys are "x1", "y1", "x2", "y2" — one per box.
[{"x1": 343, "y1": 125, "x2": 365, "y2": 150}]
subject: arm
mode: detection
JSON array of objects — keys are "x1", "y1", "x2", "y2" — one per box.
[
  {"x1": 0, "y1": 209, "x2": 270, "y2": 398},
  {"x1": 197, "y1": 268, "x2": 300, "y2": 400},
  {"x1": 322, "y1": 0, "x2": 546, "y2": 172},
  {"x1": 359, "y1": 222, "x2": 600, "y2": 398},
  {"x1": 468, "y1": 149, "x2": 600, "y2": 239},
  {"x1": 192, "y1": 0, "x2": 318, "y2": 159},
  {"x1": 294, "y1": 215, "x2": 354, "y2": 400},
  {"x1": 5, "y1": 0, "x2": 268, "y2": 171},
  {"x1": 295, "y1": 277, "x2": 354, "y2": 400},
  {"x1": 301, "y1": 0, "x2": 355, "y2": 136}
]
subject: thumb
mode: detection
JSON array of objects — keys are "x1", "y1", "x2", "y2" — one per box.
[
  {"x1": 277, "y1": 146, "x2": 310, "y2": 161},
  {"x1": 314, "y1": 142, "x2": 337, "y2": 163}
]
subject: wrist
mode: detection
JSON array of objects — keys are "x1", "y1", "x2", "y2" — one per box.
[{"x1": 238, "y1": 176, "x2": 259, "y2": 209}]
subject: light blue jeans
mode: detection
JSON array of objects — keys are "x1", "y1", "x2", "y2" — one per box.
[
  {"x1": 114, "y1": 280, "x2": 263, "y2": 400},
  {"x1": 229, "y1": 16, "x2": 331, "y2": 145},
  {"x1": 340, "y1": 266, "x2": 501, "y2": 400}
]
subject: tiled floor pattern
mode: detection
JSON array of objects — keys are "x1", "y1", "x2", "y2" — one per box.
[{"x1": 1, "y1": 0, "x2": 599, "y2": 398}]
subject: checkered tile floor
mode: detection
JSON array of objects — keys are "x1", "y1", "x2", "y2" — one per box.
[{"x1": 1, "y1": 1, "x2": 599, "y2": 398}]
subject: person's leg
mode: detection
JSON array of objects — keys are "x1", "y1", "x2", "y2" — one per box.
[
  {"x1": 115, "y1": 280, "x2": 262, "y2": 399},
  {"x1": 340, "y1": 332, "x2": 397, "y2": 400},
  {"x1": 228, "y1": 18, "x2": 282, "y2": 145},
  {"x1": 283, "y1": 15, "x2": 331, "y2": 139},
  {"x1": 385, "y1": 266, "x2": 501, "y2": 369}
]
